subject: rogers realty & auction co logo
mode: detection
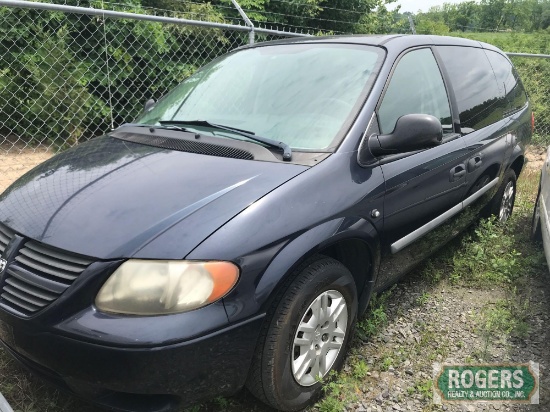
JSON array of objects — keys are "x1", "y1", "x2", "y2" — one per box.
[{"x1": 433, "y1": 362, "x2": 539, "y2": 404}]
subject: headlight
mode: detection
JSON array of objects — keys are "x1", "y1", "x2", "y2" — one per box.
[{"x1": 95, "y1": 260, "x2": 239, "y2": 315}]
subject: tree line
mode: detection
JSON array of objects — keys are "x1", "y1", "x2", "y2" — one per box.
[{"x1": 410, "y1": 0, "x2": 550, "y2": 34}]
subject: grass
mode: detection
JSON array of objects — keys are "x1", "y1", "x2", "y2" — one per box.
[{"x1": 355, "y1": 288, "x2": 392, "y2": 341}]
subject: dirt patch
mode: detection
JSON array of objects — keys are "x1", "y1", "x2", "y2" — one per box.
[
  {"x1": 525, "y1": 146, "x2": 546, "y2": 171},
  {"x1": 0, "y1": 150, "x2": 52, "y2": 193}
]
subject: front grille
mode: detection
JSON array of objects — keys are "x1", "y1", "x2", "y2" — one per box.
[
  {"x1": 0, "y1": 240, "x2": 94, "y2": 316},
  {"x1": 0, "y1": 222, "x2": 15, "y2": 256}
]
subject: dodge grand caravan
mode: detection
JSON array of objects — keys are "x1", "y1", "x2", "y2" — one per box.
[{"x1": 0, "y1": 35, "x2": 532, "y2": 411}]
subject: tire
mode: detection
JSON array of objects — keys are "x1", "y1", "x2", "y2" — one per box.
[
  {"x1": 246, "y1": 256, "x2": 358, "y2": 411},
  {"x1": 489, "y1": 169, "x2": 517, "y2": 223},
  {"x1": 531, "y1": 179, "x2": 542, "y2": 241}
]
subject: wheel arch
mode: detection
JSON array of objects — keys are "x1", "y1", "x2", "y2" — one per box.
[
  {"x1": 255, "y1": 218, "x2": 380, "y2": 317},
  {"x1": 509, "y1": 154, "x2": 525, "y2": 179},
  {"x1": 317, "y1": 238, "x2": 378, "y2": 315}
]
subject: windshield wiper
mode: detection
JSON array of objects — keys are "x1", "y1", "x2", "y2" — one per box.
[
  {"x1": 118, "y1": 123, "x2": 190, "y2": 133},
  {"x1": 159, "y1": 120, "x2": 292, "y2": 161}
]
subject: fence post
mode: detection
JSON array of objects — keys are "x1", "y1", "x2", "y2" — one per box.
[{"x1": 230, "y1": 0, "x2": 255, "y2": 44}]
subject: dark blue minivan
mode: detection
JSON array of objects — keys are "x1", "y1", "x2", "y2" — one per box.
[{"x1": 0, "y1": 35, "x2": 531, "y2": 411}]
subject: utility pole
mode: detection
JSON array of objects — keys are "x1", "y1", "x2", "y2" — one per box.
[{"x1": 408, "y1": 15, "x2": 417, "y2": 34}]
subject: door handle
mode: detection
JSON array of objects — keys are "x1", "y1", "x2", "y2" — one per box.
[
  {"x1": 468, "y1": 155, "x2": 482, "y2": 172},
  {"x1": 450, "y1": 164, "x2": 466, "y2": 182}
]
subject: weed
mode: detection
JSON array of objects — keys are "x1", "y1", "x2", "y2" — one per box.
[
  {"x1": 357, "y1": 288, "x2": 393, "y2": 340},
  {"x1": 380, "y1": 356, "x2": 393, "y2": 371},
  {"x1": 416, "y1": 292, "x2": 430, "y2": 306},
  {"x1": 214, "y1": 397, "x2": 232, "y2": 409},
  {"x1": 316, "y1": 371, "x2": 349, "y2": 412},
  {"x1": 411, "y1": 379, "x2": 433, "y2": 400},
  {"x1": 316, "y1": 395, "x2": 346, "y2": 412},
  {"x1": 477, "y1": 297, "x2": 530, "y2": 358},
  {"x1": 351, "y1": 358, "x2": 369, "y2": 380},
  {"x1": 449, "y1": 271, "x2": 461, "y2": 284},
  {"x1": 421, "y1": 261, "x2": 443, "y2": 284}
]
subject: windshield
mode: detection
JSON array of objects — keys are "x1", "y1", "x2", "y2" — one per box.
[{"x1": 137, "y1": 43, "x2": 385, "y2": 151}]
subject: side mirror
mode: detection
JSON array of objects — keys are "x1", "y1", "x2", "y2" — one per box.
[
  {"x1": 144, "y1": 98, "x2": 156, "y2": 112},
  {"x1": 368, "y1": 114, "x2": 443, "y2": 157}
]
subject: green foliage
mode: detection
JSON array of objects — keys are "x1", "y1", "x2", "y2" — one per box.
[
  {"x1": 0, "y1": 0, "x2": 406, "y2": 148},
  {"x1": 213, "y1": 397, "x2": 232, "y2": 408},
  {"x1": 416, "y1": 291, "x2": 431, "y2": 306},
  {"x1": 217, "y1": 0, "x2": 401, "y2": 34},
  {"x1": 415, "y1": 14, "x2": 450, "y2": 34},
  {"x1": 414, "y1": 0, "x2": 550, "y2": 32},
  {"x1": 0, "y1": 1, "x2": 235, "y2": 148},
  {"x1": 316, "y1": 371, "x2": 348, "y2": 412},
  {"x1": 380, "y1": 355, "x2": 394, "y2": 371},
  {"x1": 451, "y1": 217, "x2": 523, "y2": 286},
  {"x1": 421, "y1": 261, "x2": 443, "y2": 284},
  {"x1": 477, "y1": 295, "x2": 530, "y2": 359},
  {"x1": 351, "y1": 358, "x2": 369, "y2": 379},
  {"x1": 413, "y1": 379, "x2": 433, "y2": 400},
  {"x1": 356, "y1": 288, "x2": 392, "y2": 340}
]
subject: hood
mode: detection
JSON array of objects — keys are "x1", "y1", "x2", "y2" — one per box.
[{"x1": 0, "y1": 135, "x2": 307, "y2": 259}]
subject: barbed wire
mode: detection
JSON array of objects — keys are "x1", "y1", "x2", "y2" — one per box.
[
  {"x1": 45, "y1": 0, "x2": 246, "y2": 25},
  {"x1": 99, "y1": 0, "x2": 244, "y2": 24},
  {"x1": 266, "y1": 0, "x2": 367, "y2": 15},
  {"x1": 241, "y1": 7, "x2": 363, "y2": 27},
  {"x1": 253, "y1": 20, "x2": 343, "y2": 34}
]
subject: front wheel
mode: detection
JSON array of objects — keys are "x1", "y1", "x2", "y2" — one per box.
[{"x1": 246, "y1": 256, "x2": 357, "y2": 411}]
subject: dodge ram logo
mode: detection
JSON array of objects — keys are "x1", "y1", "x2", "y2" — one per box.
[{"x1": 0, "y1": 258, "x2": 6, "y2": 273}]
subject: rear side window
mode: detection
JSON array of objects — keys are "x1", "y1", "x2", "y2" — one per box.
[
  {"x1": 484, "y1": 50, "x2": 528, "y2": 115},
  {"x1": 378, "y1": 48, "x2": 452, "y2": 135},
  {"x1": 436, "y1": 46, "x2": 501, "y2": 132}
]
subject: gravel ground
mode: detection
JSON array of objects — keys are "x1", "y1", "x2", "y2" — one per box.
[{"x1": 333, "y1": 270, "x2": 549, "y2": 412}]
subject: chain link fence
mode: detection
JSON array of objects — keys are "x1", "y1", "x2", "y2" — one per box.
[
  {"x1": 0, "y1": 0, "x2": 309, "y2": 191},
  {"x1": 1, "y1": 1, "x2": 550, "y2": 192},
  {"x1": 508, "y1": 54, "x2": 550, "y2": 145}
]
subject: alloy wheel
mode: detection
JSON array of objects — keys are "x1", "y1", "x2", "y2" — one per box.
[
  {"x1": 291, "y1": 290, "x2": 348, "y2": 386},
  {"x1": 499, "y1": 181, "x2": 515, "y2": 222}
]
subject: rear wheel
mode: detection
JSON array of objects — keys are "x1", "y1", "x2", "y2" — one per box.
[
  {"x1": 246, "y1": 256, "x2": 357, "y2": 411},
  {"x1": 489, "y1": 169, "x2": 517, "y2": 223},
  {"x1": 531, "y1": 179, "x2": 542, "y2": 241}
]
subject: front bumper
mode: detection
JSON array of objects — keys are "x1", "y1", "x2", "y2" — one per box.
[{"x1": 0, "y1": 314, "x2": 264, "y2": 411}]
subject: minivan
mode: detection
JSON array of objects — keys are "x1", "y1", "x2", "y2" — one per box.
[{"x1": 0, "y1": 35, "x2": 531, "y2": 411}]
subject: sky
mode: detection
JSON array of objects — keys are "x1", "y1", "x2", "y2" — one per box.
[{"x1": 389, "y1": 0, "x2": 466, "y2": 13}]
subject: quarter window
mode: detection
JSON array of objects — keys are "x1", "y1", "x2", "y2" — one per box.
[
  {"x1": 436, "y1": 46, "x2": 501, "y2": 132},
  {"x1": 378, "y1": 48, "x2": 452, "y2": 135},
  {"x1": 484, "y1": 50, "x2": 528, "y2": 115}
]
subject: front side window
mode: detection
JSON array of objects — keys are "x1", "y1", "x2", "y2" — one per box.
[
  {"x1": 378, "y1": 48, "x2": 452, "y2": 135},
  {"x1": 137, "y1": 44, "x2": 385, "y2": 151}
]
